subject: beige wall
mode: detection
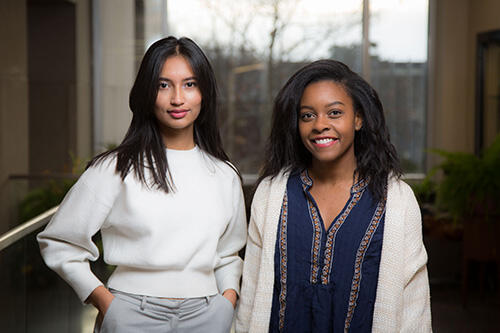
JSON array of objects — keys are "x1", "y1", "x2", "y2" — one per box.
[
  {"x1": 76, "y1": 0, "x2": 93, "y2": 160},
  {"x1": 0, "y1": 0, "x2": 29, "y2": 232},
  {"x1": 95, "y1": 0, "x2": 135, "y2": 151},
  {"x1": 467, "y1": 0, "x2": 500, "y2": 149},
  {"x1": 430, "y1": 0, "x2": 500, "y2": 158},
  {"x1": 0, "y1": 0, "x2": 93, "y2": 232},
  {"x1": 430, "y1": 0, "x2": 470, "y2": 154}
]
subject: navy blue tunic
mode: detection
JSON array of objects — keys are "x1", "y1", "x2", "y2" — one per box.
[{"x1": 269, "y1": 170, "x2": 386, "y2": 332}]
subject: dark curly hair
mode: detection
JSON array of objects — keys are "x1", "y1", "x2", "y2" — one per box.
[{"x1": 259, "y1": 59, "x2": 401, "y2": 201}]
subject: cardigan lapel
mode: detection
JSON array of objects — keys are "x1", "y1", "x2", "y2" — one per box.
[
  {"x1": 250, "y1": 171, "x2": 289, "y2": 332},
  {"x1": 372, "y1": 177, "x2": 406, "y2": 332}
]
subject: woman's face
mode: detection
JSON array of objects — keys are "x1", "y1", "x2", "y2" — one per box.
[
  {"x1": 298, "y1": 80, "x2": 362, "y2": 167},
  {"x1": 154, "y1": 55, "x2": 202, "y2": 143}
]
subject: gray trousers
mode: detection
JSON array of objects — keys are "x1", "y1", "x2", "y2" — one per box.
[{"x1": 94, "y1": 289, "x2": 234, "y2": 333}]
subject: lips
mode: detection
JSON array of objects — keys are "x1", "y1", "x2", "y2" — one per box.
[
  {"x1": 167, "y1": 109, "x2": 189, "y2": 119},
  {"x1": 312, "y1": 137, "x2": 338, "y2": 147}
]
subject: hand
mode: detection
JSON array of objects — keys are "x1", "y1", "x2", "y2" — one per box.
[
  {"x1": 86, "y1": 285, "x2": 115, "y2": 325},
  {"x1": 222, "y1": 288, "x2": 237, "y2": 308}
]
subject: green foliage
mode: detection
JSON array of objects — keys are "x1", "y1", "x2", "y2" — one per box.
[
  {"x1": 18, "y1": 179, "x2": 76, "y2": 223},
  {"x1": 431, "y1": 134, "x2": 500, "y2": 222},
  {"x1": 400, "y1": 157, "x2": 419, "y2": 173},
  {"x1": 18, "y1": 152, "x2": 86, "y2": 223},
  {"x1": 411, "y1": 177, "x2": 436, "y2": 206}
]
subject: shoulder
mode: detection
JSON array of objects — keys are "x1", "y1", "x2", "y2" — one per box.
[
  {"x1": 252, "y1": 170, "x2": 290, "y2": 213},
  {"x1": 385, "y1": 176, "x2": 422, "y2": 230},
  {"x1": 255, "y1": 170, "x2": 289, "y2": 196},
  {"x1": 386, "y1": 177, "x2": 419, "y2": 213},
  {"x1": 387, "y1": 176, "x2": 416, "y2": 201},
  {"x1": 211, "y1": 158, "x2": 241, "y2": 183},
  {"x1": 198, "y1": 151, "x2": 243, "y2": 190},
  {"x1": 79, "y1": 154, "x2": 122, "y2": 189},
  {"x1": 54, "y1": 154, "x2": 122, "y2": 209}
]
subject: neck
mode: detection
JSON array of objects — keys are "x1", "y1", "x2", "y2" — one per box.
[
  {"x1": 161, "y1": 127, "x2": 195, "y2": 150},
  {"x1": 309, "y1": 155, "x2": 357, "y2": 185}
]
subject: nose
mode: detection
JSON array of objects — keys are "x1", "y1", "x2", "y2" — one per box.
[
  {"x1": 312, "y1": 114, "x2": 330, "y2": 133},
  {"x1": 170, "y1": 87, "x2": 184, "y2": 106}
]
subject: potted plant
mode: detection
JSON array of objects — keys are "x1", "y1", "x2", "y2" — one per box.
[
  {"x1": 431, "y1": 134, "x2": 500, "y2": 225},
  {"x1": 431, "y1": 134, "x2": 500, "y2": 305}
]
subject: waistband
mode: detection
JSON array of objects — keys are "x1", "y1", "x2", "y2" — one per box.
[{"x1": 109, "y1": 288, "x2": 218, "y2": 314}]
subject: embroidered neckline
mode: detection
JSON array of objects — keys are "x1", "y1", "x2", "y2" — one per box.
[{"x1": 299, "y1": 169, "x2": 368, "y2": 194}]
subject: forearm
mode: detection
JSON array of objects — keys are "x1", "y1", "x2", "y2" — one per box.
[{"x1": 86, "y1": 285, "x2": 114, "y2": 313}]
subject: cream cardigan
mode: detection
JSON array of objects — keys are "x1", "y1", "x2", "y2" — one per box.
[{"x1": 236, "y1": 171, "x2": 432, "y2": 332}]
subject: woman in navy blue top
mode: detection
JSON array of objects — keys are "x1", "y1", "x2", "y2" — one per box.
[
  {"x1": 263, "y1": 59, "x2": 401, "y2": 332},
  {"x1": 269, "y1": 169, "x2": 385, "y2": 332},
  {"x1": 236, "y1": 59, "x2": 431, "y2": 333}
]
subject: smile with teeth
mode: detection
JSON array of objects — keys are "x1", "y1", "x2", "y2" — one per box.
[
  {"x1": 312, "y1": 137, "x2": 338, "y2": 147},
  {"x1": 315, "y1": 138, "x2": 333, "y2": 144}
]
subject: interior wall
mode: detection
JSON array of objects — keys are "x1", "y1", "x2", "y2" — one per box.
[
  {"x1": 94, "y1": 0, "x2": 135, "y2": 152},
  {"x1": 0, "y1": 0, "x2": 92, "y2": 232},
  {"x1": 76, "y1": 0, "x2": 92, "y2": 161},
  {"x1": 467, "y1": 0, "x2": 500, "y2": 150},
  {"x1": 28, "y1": 0, "x2": 76, "y2": 174},
  {"x1": 430, "y1": 0, "x2": 500, "y2": 158},
  {"x1": 0, "y1": 0, "x2": 29, "y2": 233},
  {"x1": 430, "y1": 0, "x2": 470, "y2": 155}
]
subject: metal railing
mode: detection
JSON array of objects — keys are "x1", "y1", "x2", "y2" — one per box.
[
  {"x1": 0, "y1": 204, "x2": 98, "y2": 332},
  {"x1": 0, "y1": 206, "x2": 58, "y2": 252}
]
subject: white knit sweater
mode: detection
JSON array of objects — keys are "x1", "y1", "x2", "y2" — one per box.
[
  {"x1": 38, "y1": 146, "x2": 247, "y2": 302},
  {"x1": 235, "y1": 171, "x2": 432, "y2": 332}
]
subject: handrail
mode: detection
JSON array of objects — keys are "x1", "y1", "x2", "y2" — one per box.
[
  {"x1": 0, "y1": 206, "x2": 59, "y2": 252},
  {"x1": 9, "y1": 173, "x2": 78, "y2": 180}
]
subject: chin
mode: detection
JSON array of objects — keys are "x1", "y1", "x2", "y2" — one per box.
[{"x1": 310, "y1": 150, "x2": 353, "y2": 166}]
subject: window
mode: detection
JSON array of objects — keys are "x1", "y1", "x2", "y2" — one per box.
[
  {"x1": 142, "y1": 0, "x2": 428, "y2": 176},
  {"x1": 369, "y1": 0, "x2": 428, "y2": 173}
]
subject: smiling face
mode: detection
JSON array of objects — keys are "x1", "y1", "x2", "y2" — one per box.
[
  {"x1": 154, "y1": 55, "x2": 202, "y2": 147},
  {"x1": 298, "y1": 80, "x2": 363, "y2": 168}
]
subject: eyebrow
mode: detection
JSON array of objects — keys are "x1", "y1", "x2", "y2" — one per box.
[
  {"x1": 300, "y1": 101, "x2": 345, "y2": 110},
  {"x1": 158, "y1": 76, "x2": 197, "y2": 82}
]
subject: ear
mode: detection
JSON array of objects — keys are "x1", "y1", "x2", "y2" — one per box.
[{"x1": 354, "y1": 112, "x2": 363, "y2": 131}]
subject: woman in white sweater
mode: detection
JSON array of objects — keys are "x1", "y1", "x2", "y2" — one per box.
[
  {"x1": 38, "y1": 36, "x2": 247, "y2": 333},
  {"x1": 236, "y1": 60, "x2": 431, "y2": 332}
]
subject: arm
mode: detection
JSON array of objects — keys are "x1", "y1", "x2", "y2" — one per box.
[
  {"x1": 87, "y1": 285, "x2": 115, "y2": 326},
  {"x1": 401, "y1": 186, "x2": 432, "y2": 332},
  {"x1": 37, "y1": 161, "x2": 120, "y2": 303},
  {"x1": 214, "y1": 176, "x2": 248, "y2": 301}
]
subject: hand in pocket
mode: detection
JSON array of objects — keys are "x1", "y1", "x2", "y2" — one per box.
[
  {"x1": 87, "y1": 286, "x2": 115, "y2": 326},
  {"x1": 222, "y1": 289, "x2": 237, "y2": 308}
]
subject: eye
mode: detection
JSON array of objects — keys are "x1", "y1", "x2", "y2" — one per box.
[
  {"x1": 300, "y1": 112, "x2": 315, "y2": 121},
  {"x1": 185, "y1": 81, "x2": 197, "y2": 88},
  {"x1": 328, "y1": 109, "x2": 342, "y2": 117},
  {"x1": 159, "y1": 81, "x2": 169, "y2": 89}
]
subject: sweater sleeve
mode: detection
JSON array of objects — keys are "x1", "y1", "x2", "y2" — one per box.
[
  {"x1": 214, "y1": 174, "x2": 248, "y2": 296},
  {"x1": 37, "y1": 159, "x2": 121, "y2": 303},
  {"x1": 235, "y1": 181, "x2": 265, "y2": 333},
  {"x1": 401, "y1": 184, "x2": 432, "y2": 332}
]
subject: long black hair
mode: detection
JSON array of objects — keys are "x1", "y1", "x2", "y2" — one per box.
[
  {"x1": 88, "y1": 36, "x2": 233, "y2": 192},
  {"x1": 259, "y1": 59, "x2": 401, "y2": 201}
]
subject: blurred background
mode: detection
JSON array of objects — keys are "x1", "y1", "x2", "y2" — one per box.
[{"x1": 0, "y1": 0, "x2": 499, "y2": 332}]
